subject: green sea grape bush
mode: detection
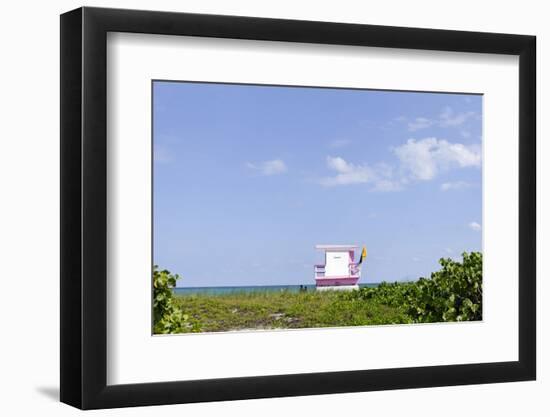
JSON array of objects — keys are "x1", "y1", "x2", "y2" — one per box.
[
  {"x1": 153, "y1": 266, "x2": 201, "y2": 333},
  {"x1": 345, "y1": 252, "x2": 482, "y2": 323}
]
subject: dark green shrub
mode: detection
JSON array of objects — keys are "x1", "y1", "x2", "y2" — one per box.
[
  {"x1": 414, "y1": 251, "x2": 482, "y2": 322},
  {"x1": 345, "y1": 252, "x2": 482, "y2": 323},
  {"x1": 153, "y1": 266, "x2": 201, "y2": 333}
]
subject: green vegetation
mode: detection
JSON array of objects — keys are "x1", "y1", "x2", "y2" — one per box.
[
  {"x1": 172, "y1": 291, "x2": 409, "y2": 332},
  {"x1": 153, "y1": 252, "x2": 482, "y2": 334},
  {"x1": 343, "y1": 252, "x2": 482, "y2": 323},
  {"x1": 153, "y1": 266, "x2": 201, "y2": 334}
]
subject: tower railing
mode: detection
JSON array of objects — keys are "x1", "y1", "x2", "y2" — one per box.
[{"x1": 314, "y1": 263, "x2": 360, "y2": 279}]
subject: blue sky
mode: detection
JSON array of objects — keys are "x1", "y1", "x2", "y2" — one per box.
[{"x1": 153, "y1": 81, "x2": 482, "y2": 287}]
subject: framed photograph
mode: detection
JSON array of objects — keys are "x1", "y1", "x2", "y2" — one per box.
[{"x1": 60, "y1": 6, "x2": 536, "y2": 409}]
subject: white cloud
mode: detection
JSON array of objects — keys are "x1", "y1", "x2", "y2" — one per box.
[
  {"x1": 320, "y1": 156, "x2": 374, "y2": 186},
  {"x1": 246, "y1": 159, "x2": 287, "y2": 176},
  {"x1": 468, "y1": 221, "x2": 482, "y2": 231},
  {"x1": 393, "y1": 138, "x2": 438, "y2": 180},
  {"x1": 408, "y1": 117, "x2": 434, "y2": 132},
  {"x1": 439, "y1": 106, "x2": 476, "y2": 127},
  {"x1": 328, "y1": 139, "x2": 352, "y2": 148},
  {"x1": 438, "y1": 141, "x2": 481, "y2": 167},
  {"x1": 441, "y1": 181, "x2": 471, "y2": 191},
  {"x1": 404, "y1": 106, "x2": 478, "y2": 132},
  {"x1": 319, "y1": 156, "x2": 400, "y2": 190},
  {"x1": 318, "y1": 136, "x2": 480, "y2": 190},
  {"x1": 393, "y1": 137, "x2": 481, "y2": 181}
]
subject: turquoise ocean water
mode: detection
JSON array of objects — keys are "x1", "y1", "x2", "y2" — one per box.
[{"x1": 173, "y1": 283, "x2": 379, "y2": 296}]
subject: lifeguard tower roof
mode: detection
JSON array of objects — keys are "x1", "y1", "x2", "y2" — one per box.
[{"x1": 315, "y1": 244, "x2": 358, "y2": 251}]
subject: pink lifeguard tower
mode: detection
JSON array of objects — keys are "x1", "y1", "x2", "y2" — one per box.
[{"x1": 314, "y1": 245, "x2": 365, "y2": 291}]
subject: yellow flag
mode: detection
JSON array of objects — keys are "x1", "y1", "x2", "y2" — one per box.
[{"x1": 358, "y1": 246, "x2": 367, "y2": 264}]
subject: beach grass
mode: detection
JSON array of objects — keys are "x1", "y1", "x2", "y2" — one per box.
[{"x1": 173, "y1": 290, "x2": 411, "y2": 333}]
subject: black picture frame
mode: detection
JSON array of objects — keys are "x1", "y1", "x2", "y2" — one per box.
[{"x1": 60, "y1": 6, "x2": 536, "y2": 410}]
